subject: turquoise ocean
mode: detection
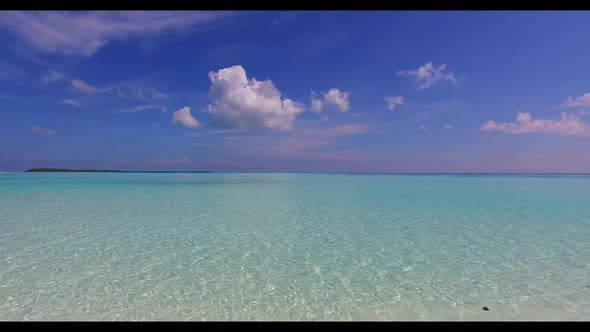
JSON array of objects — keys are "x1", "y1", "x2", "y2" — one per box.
[{"x1": 1, "y1": 173, "x2": 589, "y2": 320}]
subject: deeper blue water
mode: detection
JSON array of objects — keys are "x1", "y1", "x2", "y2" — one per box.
[{"x1": 1, "y1": 173, "x2": 589, "y2": 320}]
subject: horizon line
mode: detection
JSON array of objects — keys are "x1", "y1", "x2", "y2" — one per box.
[{"x1": 4, "y1": 170, "x2": 590, "y2": 175}]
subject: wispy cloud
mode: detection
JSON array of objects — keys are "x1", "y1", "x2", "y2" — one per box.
[
  {"x1": 266, "y1": 124, "x2": 374, "y2": 161},
  {"x1": 443, "y1": 124, "x2": 453, "y2": 131},
  {"x1": 0, "y1": 11, "x2": 232, "y2": 57},
  {"x1": 70, "y1": 79, "x2": 98, "y2": 94},
  {"x1": 320, "y1": 124, "x2": 369, "y2": 136},
  {"x1": 481, "y1": 112, "x2": 590, "y2": 137},
  {"x1": 42, "y1": 70, "x2": 64, "y2": 83},
  {"x1": 224, "y1": 124, "x2": 375, "y2": 161},
  {"x1": 62, "y1": 99, "x2": 81, "y2": 107},
  {"x1": 187, "y1": 129, "x2": 241, "y2": 138},
  {"x1": 31, "y1": 125, "x2": 56, "y2": 136},
  {"x1": 113, "y1": 104, "x2": 161, "y2": 113},
  {"x1": 385, "y1": 96, "x2": 404, "y2": 111},
  {"x1": 68, "y1": 77, "x2": 169, "y2": 103},
  {"x1": 564, "y1": 92, "x2": 590, "y2": 109},
  {"x1": 117, "y1": 87, "x2": 169, "y2": 100},
  {"x1": 418, "y1": 125, "x2": 429, "y2": 131},
  {"x1": 397, "y1": 62, "x2": 457, "y2": 89}
]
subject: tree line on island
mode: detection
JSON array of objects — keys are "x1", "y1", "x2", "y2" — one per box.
[{"x1": 25, "y1": 168, "x2": 213, "y2": 173}]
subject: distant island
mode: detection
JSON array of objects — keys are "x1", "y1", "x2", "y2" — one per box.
[{"x1": 25, "y1": 168, "x2": 213, "y2": 173}]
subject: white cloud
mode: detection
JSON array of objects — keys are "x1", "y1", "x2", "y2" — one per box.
[
  {"x1": 385, "y1": 96, "x2": 404, "y2": 110},
  {"x1": 0, "y1": 11, "x2": 231, "y2": 57},
  {"x1": 309, "y1": 88, "x2": 350, "y2": 112},
  {"x1": 42, "y1": 70, "x2": 64, "y2": 83},
  {"x1": 59, "y1": 77, "x2": 165, "y2": 101},
  {"x1": 62, "y1": 99, "x2": 80, "y2": 107},
  {"x1": 172, "y1": 106, "x2": 201, "y2": 128},
  {"x1": 323, "y1": 88, "x2": 350, "y2": 112},
  {"x1": 206, "y1": 65, "x2": 304, "y2": 131},
  {"x1": 397, "y1": 62, "x2": 457, "y2": 89},
  {"x1": 564, "y1": 93, "x2": 590, "y2": 109},
  {"x1": 418, "y1": 125, "x2": 429, "y2": 131},
  {"x1": 161, "y1": 107, "x2": 168, "y2": 114},
  {"x1": 150, "y1": 88, "x2": 168, "y2": 100},
  {"x1": 132, "y1": 87, "x2": 169, "y2": 100},
  {"x1": 31, "y1": 125, "x2": 56, "y2": 136},
  {"x1": 481, "y1": 112, "x2": 590, "y2": 137},
  {"x1": 71, "y1": 79, "x2": 98, "y2": 94},
  {"x1": 443, "y1": 124, "x2": 453, "y2": 131},
  {"x1": 310, "y1": 91, "x2": 323, "y2": 113},
  {"x1": 114, "y1": 104, "x2": 161, "y2": 113}
]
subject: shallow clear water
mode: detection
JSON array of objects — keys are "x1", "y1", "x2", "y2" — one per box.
[{"x1": 1, "y1": 173, "x2": 589, "y2": 320}]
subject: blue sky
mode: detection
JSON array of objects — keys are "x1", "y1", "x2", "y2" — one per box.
[{"x1": 1, "y1": 11, "x2": 590, "y2": 172}]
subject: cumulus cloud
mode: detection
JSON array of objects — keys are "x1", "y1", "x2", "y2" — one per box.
[
  {"x1": 162, "y1": 107, "x2": 168, "y2": 114},
  {"x1": 323, "y1": 88, "x2": 350, "y2": 112},
  {"x1": 0, "y1": 11, "x2": 231, "y2": 57},
  {"x1": 309, "y1": 88, "x2": 350, "y2": 112},
  {"x1": 480, "y1": 112, "x2": 590, "y2": 137},
  {"x1": 31, "y1": 125, "x2": 56, "y2": 136},
  {"x1": 62, "y1": 99, "x2": 80, "y2": 107},
  {"x1": 205, "y1": 65, "x2": 304, "y2": 131},
  {"x1": 172, "y1": 106, "x2": 201, "y2": 128},
  {"x1": 310, "y1": 91, "x2": 323, "y2": 113},
  {"x1": 397, "y1": 62, "x2": 457, "y2": 89},
  {"x1": 564, "y1": 93, "x2": 590, "y2": 109},
  {"x1": 71, "y1": 79, "x2": 98, "y2": 94},
  {"x1": 385, "y1": 96, "x2": 404, "y2": 110}
]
